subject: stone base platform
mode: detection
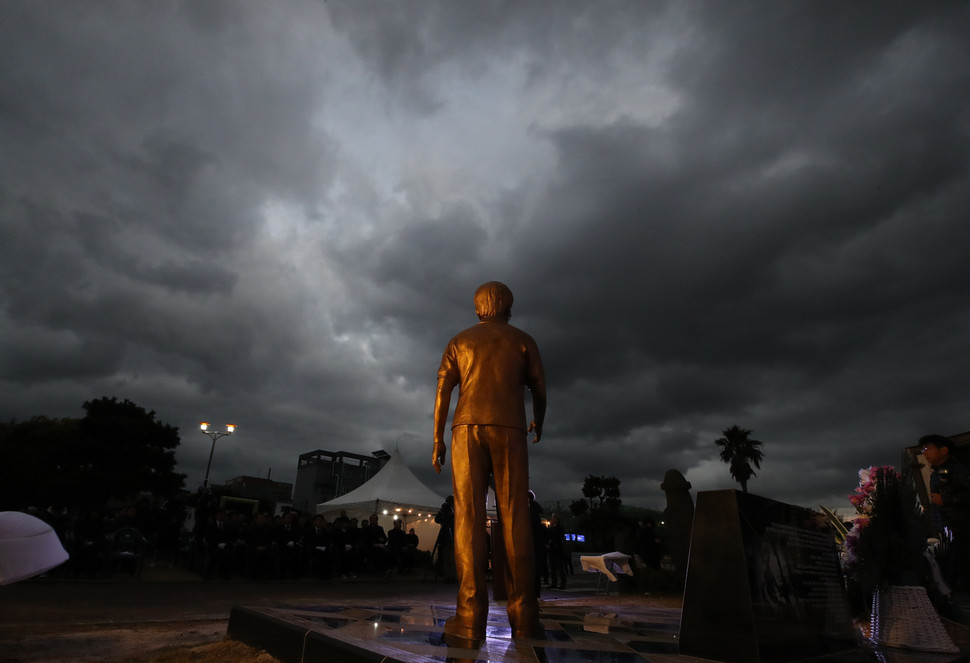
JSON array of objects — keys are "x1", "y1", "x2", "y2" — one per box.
[{"x1": 228, "y1": 598, "x2": 969, "y2": 663}]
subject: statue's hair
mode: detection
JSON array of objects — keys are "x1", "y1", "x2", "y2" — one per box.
[{"x1": 474, "y1": 281, "x2": 514, "y2": 320}]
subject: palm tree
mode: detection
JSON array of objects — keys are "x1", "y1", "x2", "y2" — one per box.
[{"x1": 714, "y1": 425, "x2": 764, "y2": 493}]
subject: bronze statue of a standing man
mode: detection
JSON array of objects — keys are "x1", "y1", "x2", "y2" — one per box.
[{"x1": 433, "y1": 281, "x2": 547, "y2": 640}]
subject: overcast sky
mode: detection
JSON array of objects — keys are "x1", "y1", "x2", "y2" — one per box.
[{"x1": 2, "y1": 2, "x2": 969, "y2": 514}]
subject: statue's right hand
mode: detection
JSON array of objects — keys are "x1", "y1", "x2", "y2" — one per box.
[
  {"x1": 528, "y1": 420, "x2": 542, "y2": 444},
  {"x1": 432, "y1": 443, "x2": 446, "y2": 474}
]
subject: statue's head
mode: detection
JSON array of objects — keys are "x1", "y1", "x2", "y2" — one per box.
[{"x1": 474, "y1": 281, "x2": 513, "y2": 321}]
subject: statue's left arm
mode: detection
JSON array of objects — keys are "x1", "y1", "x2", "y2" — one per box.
[
  {"x1": 433, "y1": 345, "x2": 459, "y2": 473},
  {"x1": 526, "y1": 340, "x2": 546, "y2": 444},
  {"x1": 433, "y1": 377, "x2": 454, "y2": 473}
]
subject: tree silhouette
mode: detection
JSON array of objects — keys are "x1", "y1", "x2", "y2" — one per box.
[
  {"x1": 714, "y1": 425, "x2": 764, "y2": 493},
  {"x1": 576, "y1": 475, "x2": 624, "y2": 548},
  {"x1": 601, "y1": 475, "x2": 622, "y2": 511},
  {"x1": 0, "y1": 397, "x2": 185, "y2": 510},
  {"x1": 580, "y1": 474, "x2": 623, "y2": 512},
  {"x1": 0, "y1": 416, "x2": 79, "y2": 508},
  {"x1": 77, "y1": 397, "x2": 184, "y2": 504},
  {"x1": 582, "y1": 474, "x2": 603, "y2": 510},
  {"x1": 568, "y1": 499, "x2": 589, "y2": 518}
]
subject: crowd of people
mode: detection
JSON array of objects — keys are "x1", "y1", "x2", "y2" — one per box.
[
  {"x1": 431, "y1": 491, "x2": 666, "y2": 596},
  {"x1": 20, "y1": 499, "x2": 427, "y2": 582},
  {"x1": 431, "y1": 492, "x2": 576, "y2": 592},
  {"x1": 21, "y1": 490, "x2": 670, "y2": 588},
  {"x1": 25, "y1": 499, "x2": 186, "y2": 578},
  {"x1": 200, "y1": 509, "x2": 422, "y2": 581}
]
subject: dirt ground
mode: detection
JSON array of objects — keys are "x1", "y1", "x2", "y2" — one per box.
[
  {"x1": 1, "y1": 583, "x2": 281, "y2": 663},
  {"x1": 0, "y1": 572, "x2": 446, "y2": 662},
  {"x1": 5, "y1": 619, "x2": 260, "y2": 663}
]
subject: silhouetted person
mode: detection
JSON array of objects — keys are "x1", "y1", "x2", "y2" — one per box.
[
  {"x1": 405, "y1": 528, "x2": 420, "y2": 573},
  {"x1": 362, "y1": 513, "x2": 389, "y2": 572},
  {"x1": 305, "y1": 514, "x2": 332, "y2": 579},
  {"x1": 72, "y1": 508, "x2": 106, "y2": 577},
  {"x1": 387, "y1": 519, "x2": 410, "y2": 573},
  {"x1": 635, "y1": 518, "x2": 662, "y2": 570},
  {"x1": 547, "y1": 514, "x2": 567, "y2": 589},
  {"x1": 276, "y1": 511, "x2": 303, "y2": 580},
  {"x1": 204, "y1": 509, "x2": 236, "y2": 580},
  {"x1": 244, "y1": 513, "x2": 277, "y2": 580},
  {"x1": 332, "y1": 515, "x2": 359, "y2": 578},
  {"x1": 529, "y1": 490, "x2": 547, "y2": 597},
  {"x1": 434, "y1": 496, "x2": 456, "y2": 582},
  {"x1": 921, "y1": 434, "x2": 970, "y2": 589}
]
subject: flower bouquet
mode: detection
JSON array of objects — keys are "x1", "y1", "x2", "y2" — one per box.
[
  {"x1": 842, "y1": 466, "x2": 924, "y2": 595},
  {"x1": 835, "y1": 466, "x2": 956, "y2": 652}
]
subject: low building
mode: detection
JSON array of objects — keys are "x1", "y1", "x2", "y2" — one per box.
[
  {"x1": 291, "y1": 449, "x2": 390, "y2": 514},
  {"x1": 222, "y1": 476, "x2": 294, "y2": 514}
]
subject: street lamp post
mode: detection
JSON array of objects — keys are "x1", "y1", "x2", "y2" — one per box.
[{"x1": 200, "y1": 422, "x2": 236, "y2": 489}]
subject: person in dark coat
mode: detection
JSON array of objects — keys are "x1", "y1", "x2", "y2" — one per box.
[
  {"x1": 434, "y1": 496, "x2": 456, "y2": 582},
  {"x1": 244, "y1": 513, "x2": 277, "y2": 580},
  {"x1": 203, "y1": 509, "x2": 237, "y2": 580},
  {"x1": 546, "y1": 514, "x2": 567, "y2": 589},
  {"x1": 304, "y1": 514, "x2": 332, "y2": 580},
  {"x1": 921, "y1": 434, "x2": 970, "y2": 589},
  {"x1": 275, "y1": 511, "x2": 303, "y2": 580},
  {"x1": 635, "y1": 518, "x2": 662, "y2": 570}
]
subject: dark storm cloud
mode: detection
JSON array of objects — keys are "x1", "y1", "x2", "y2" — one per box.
[
  {"x1": 1, "y1": 1, "x2": 968, "y2": 513},
  {"x1": 0, "y1": 3, "x2": 343, "y2": 446},
  {"x1": 471, "y1": 2, "x2": 970, "y2": 506}
]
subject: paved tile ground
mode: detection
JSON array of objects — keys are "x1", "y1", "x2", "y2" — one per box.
[
  {"x1": 3, "y1": 563, "x2": 969, "y2": 663},
  {"x1": 0, "y1": 561, "x2": 635, "y2": 662},
  {"x1": 232, "y1": 598, "x2": 687, "y2": 663},
  {"x1": 230, "y1": 594, "x2": 970, "y2": 663}
]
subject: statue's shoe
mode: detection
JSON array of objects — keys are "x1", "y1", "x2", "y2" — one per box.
[
  {"x1": 443, "y1": 615, "x2": 485, "y2": 641},
  {"x1": 510, "y1": 620, "x2": 545, "y2": 639},
  {"x1": 442, "y1": 631, "x2": 483, "y2": 649}
]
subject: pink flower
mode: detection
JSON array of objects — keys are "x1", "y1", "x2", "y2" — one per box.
[{"x1": 848, "y1": 466, "x2": 902, "y2": 515}]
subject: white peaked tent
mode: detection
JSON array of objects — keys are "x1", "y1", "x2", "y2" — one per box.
[{"x1": 316, "y1": 450, "x2": 447, "y2": 550}]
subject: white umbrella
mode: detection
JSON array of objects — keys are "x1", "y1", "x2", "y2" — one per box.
[{"x1": 0, "y1": 511, "x2": 70, "y2": 585}]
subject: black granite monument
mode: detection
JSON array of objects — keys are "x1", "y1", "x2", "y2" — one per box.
[{"x1": 679, "y1": 490, "x2": 855, "y2": 663}]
